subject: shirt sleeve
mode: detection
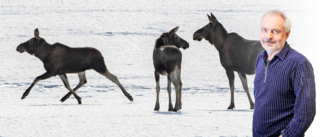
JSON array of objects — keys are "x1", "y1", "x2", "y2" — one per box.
[{"x1": 281, "y1": 59, "x2": 316, "y2": 136}]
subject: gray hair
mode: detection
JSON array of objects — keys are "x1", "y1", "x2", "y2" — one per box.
[{"x1": 262, "y1": 10, "x2": 292, "y2": 33}]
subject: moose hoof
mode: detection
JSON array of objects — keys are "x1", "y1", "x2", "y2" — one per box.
[
  {"x1": 168, "y1": 105, "x2": 173, "y2": 111},
  {"x1": 128, "y1": 95, "x2": 134, "y2": 102},
  {"x1": 250, "y1": 104, "x2": 255, "y2": 109},
  {"x1": 77, "y1": 99, "x2": 82, "y2": 104},
  {"x1": 173, "y1": 108, "x2": 181, "y2": 112},
  {"x1": 60, "y1": 98, "x2": 67, "y2": 102},
  {"x1": 227, "y1": 106, "x2": 235, "y2": 110},
  {"x1": 154, "y1": 106, "x2": 160, "y2": 111},
  {"x1": 21, "y1": 96, "x2": 26, "y2": 100},
  {"x1": 60, "y1": 95, "x2": 71, "y2": 102}
]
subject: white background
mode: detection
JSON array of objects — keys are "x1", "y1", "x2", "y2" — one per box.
[{"x1": 1, "y1": 0, "x2": 319, "y2": 136}]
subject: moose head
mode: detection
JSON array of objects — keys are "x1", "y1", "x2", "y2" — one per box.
[
  {"x1": 158, "y1": 27, "x2": 189, "y2": 50},
  {"x1": 193, "y1": 13, "x2": 223, "y2": 43},
  {"x1": 16, "y1": 28, "x2": 46, "y2": 55}
]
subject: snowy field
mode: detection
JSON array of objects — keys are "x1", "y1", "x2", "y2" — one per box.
[{"x1": 1, "y1": 0, "x2": 319, "y2": 136}]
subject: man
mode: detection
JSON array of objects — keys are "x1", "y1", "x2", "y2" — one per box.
[{"x1": 253, "y1": 10, "x2": 316, "y2": 137}]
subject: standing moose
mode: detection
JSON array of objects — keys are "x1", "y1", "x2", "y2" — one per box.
[
  {"x1": 193, "y1": 13, "x2": 264, "y2": 109},
  {"x1": 153, "y1": 27, "x2": 189, "y2": 112},
  {"x1": 16, "y1": 28, "x2": 133, "y2": 104}
]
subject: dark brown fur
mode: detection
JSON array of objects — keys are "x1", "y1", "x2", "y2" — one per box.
[
  {"x1": 193, "y1": 13, "x2": 264, "y2": 109},
  {"x1": 16, "y1": 28, "x2": 133, "y2": 104},
  {"x1": 153, "y1": 27, "x2": 189, "y2": 112}
]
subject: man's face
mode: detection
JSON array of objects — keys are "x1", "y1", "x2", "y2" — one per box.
[{"x1": 260, "y1": 14, "x2": 290, "y2": 55}]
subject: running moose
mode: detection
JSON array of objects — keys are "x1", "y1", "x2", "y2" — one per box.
[
  {"x1": 16, "y1": 28, "x2": 133, "y2": 104},
  {"x1": 153, "y1": 27, "x2": 189, "y2": 112},
  {"x1": 193, "y1": 13, "x2": 264, "y2": 109}
]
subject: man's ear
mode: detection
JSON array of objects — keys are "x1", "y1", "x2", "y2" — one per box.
[{"x1": 285, "y1": 30, "x2": 291, "y2": 40}]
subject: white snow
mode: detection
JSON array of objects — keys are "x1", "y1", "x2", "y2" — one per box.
[{"x1": 0, "y1": 0, "x2": 319, "y2": 136}]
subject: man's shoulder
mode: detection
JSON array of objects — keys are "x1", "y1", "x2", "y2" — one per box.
[
  {"x1": 257, "y1": 50, "x2": 267, "y2": 60},
  {"x1": 287, "y1": 48, "x2": 312, "y2": 66}
]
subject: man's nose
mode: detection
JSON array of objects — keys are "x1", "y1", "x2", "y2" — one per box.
[{"x1": 267, "y1": 31, "x2": 273, "y2": 39}]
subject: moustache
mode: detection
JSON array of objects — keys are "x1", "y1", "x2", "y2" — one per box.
[{"x1": 263, "y1": 39, "x2": 276, "y2": 43}]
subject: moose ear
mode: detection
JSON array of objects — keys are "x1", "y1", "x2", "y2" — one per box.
[
  {"x1": 210, "y1": 13, "x2": 217, "y2": 20},
  {"x1": 207, "y1": 14, "x2": 211, "y2": 21},
  {"x1": 169, "y1": 26, "x2": 179, "y2": 35},
  {"x1": 34, "y1": 28, "x2": 40, "y2": 39},
  {"x1": 155, "y1": 38, "x2": 166, "y2": 47},
  {"x1": 208, "y1": 13, "x2": 218, "y2": 24}
]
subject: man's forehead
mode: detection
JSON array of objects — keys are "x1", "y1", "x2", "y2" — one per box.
[{"x1": 261, "y1": 14, "x2": 285, "y2": 29}]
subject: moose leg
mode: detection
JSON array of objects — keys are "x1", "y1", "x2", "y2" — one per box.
[
  {"x1": 237, "y1": 72, "x2": 255, "y2": 109},
  {"x1": 154, "y1": 72, "x2": 160, "y2": 111},
  {"x1": 60, "y1": 72, "x2": 87, "y2": 102},
  {"x1": 226, "y1": 69, "x2": 235, "y2": 109},
  {"x1": 167, "y1": 76, "x2": 174, "y2": 111},
  {"x1": 99, "y1": 70, "x2": 133, "y2": 101},
  {"x1": 176, "y1": 68, "x2": 182, "y2": 109},
  {"x1": 169, "y1": 73, "x2": 181, "y2": 112},
  {"x1": 59, "y1": 74, "x2": 82, "y2": 104},
  {"x1": 21, "y1": 72, "x2": 53, "y2": 99}
]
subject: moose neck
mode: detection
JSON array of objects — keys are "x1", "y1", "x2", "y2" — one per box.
[
  {"x1": 210, "y1": 23, "x2": 228, "y2": 52},
  {"x1": 34, "y1": 42, "x2": 52, "y2": 62}
]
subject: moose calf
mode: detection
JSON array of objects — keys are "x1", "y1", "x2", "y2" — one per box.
[{"x1": 16, "y1": 28, "x2": 133, "y2": 104}]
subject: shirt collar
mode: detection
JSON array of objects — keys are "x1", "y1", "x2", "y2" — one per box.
[{"x1": 276, "y1": 42, "x2": 291, "y2": 61}]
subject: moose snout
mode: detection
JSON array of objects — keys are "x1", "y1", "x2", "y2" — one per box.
[
  {"x1": 183, "y1": 42, "x2": 189, "y2": 49},
  {"x1": 193, "y1": 33, "x2": 202, "y2": 41},
  {"x1": 16, "y1": 45, "x2": 25, "y2": 53}
]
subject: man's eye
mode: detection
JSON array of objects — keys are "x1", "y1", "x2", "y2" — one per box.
[
  {"x1": 272, "y1": 30, "x2": 281, "y2": 34},
  {"x1": 261, "y1": 29, "x2": 268, "y2": 33}
]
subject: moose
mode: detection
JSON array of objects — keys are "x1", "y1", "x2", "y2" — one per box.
[
  {"x1": 16, "y1": 28, "x2": 133, "y2": 104},
  {"x1": 153, "y1": 27, "x2": 189, "y2": 112},
  {"x1": 193, "y1": 13, "x2": 264, "y2": 109}
]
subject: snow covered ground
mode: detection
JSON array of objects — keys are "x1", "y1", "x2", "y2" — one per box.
[{"x1": 0, "y1": 0, "x2": 319, "y2": 136}]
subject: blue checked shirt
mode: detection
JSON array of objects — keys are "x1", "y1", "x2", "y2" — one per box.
[{"x1": 253, "y1": 43, "x2": 316, "y2": 137}]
